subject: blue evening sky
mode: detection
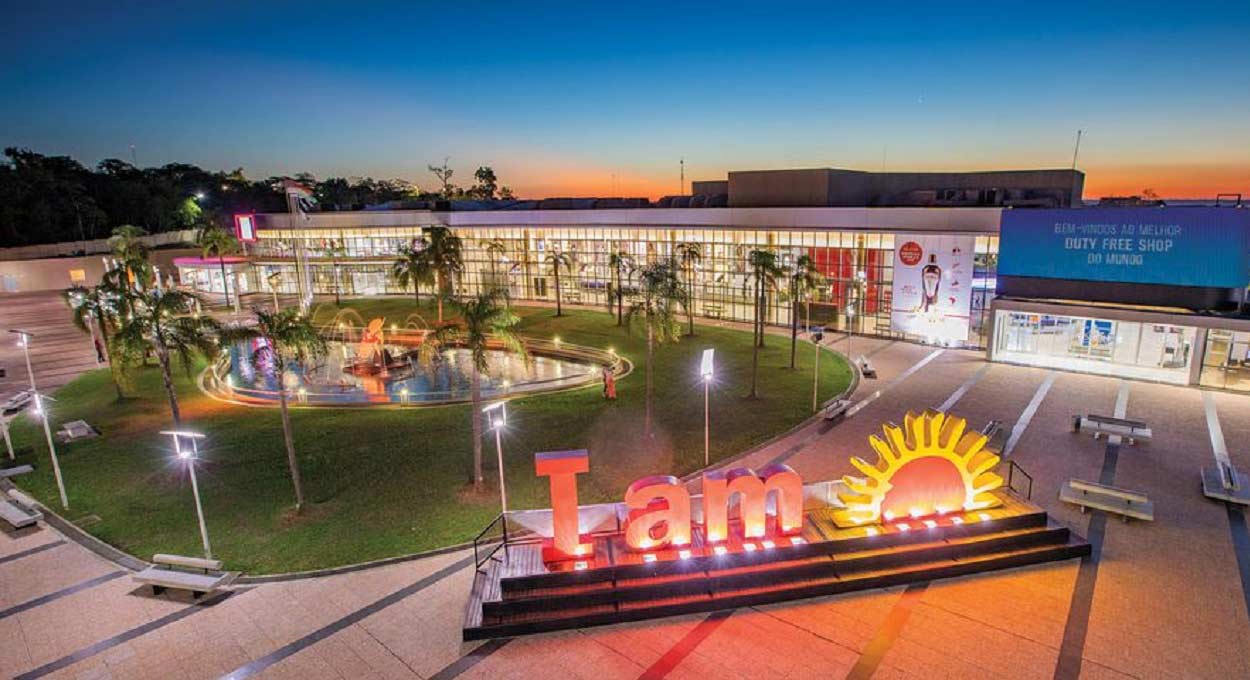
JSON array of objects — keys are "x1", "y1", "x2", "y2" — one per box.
[{"x1": 2, "y1": 0, "x2": 1247, "y2": 197}]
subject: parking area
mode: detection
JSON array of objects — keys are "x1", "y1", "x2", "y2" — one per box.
[{"x1": 2, "y1": 333, "x2": 1249, "y2": 679}]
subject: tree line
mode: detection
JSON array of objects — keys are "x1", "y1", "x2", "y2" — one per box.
[{"x1": 0, "y1": 147, "x2": 512, "y2": 248}]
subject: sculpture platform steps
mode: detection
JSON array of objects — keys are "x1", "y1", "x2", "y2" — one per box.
[{"x1": 463, "y1": 502, "x2": 1089, "y2": 640}]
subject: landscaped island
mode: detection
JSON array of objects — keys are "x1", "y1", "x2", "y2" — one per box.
[{"x1": 7, "y1": 301, "x2": 851, "y2": 573}]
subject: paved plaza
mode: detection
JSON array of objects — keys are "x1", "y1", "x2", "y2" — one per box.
[{"x1": 2, "y1": 321, "x2": 1250, "y2": 678}]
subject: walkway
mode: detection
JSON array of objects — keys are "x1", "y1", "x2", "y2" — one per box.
[{"x1": 2, "y1": 295, "x2": 1250, "y2": 678}]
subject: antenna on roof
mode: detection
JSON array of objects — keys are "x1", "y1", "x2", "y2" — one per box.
[{"x1": 1071, "y1": 129, "x2": 1084, "y2": 170}]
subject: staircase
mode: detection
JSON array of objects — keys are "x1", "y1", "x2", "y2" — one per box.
[{"x1": 463, "y1": 501, "x2": 1089, "y2": 640}]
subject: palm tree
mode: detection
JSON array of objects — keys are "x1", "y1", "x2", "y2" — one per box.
[
  {"x1": 220, "y1": 309, "x2": 326, "y2": 512},
  {"x1": 391, "y1": 241, "x2": 432, "y2": 306},
  {"x1": 608, "y1": 250, "x2": 634, "y2": 326},
  {"x1": 543, "y1": 248, "x2": 574, "y2": 316},
  {"x1": 424, "y1": 227, "x2": 464, "y2": 324},
  {"x1": 195, "y1": 224, "x2": 239, "y2": 308},
  {"x1": 673, "y1": 242, "x2": 702, "y2": 336},
  {"x1": 454, "y1": 292, "x2": 528, "y2": 491},
  {"x1": 484, "y1": 238, "x2": 507, "y2": 293},
  {"x1": 747, "y1": 249, "x2": 784, "y2": 398},
  {"x1": 787, "y1": 255, "x2": 824, "y2": 369},
  {"x1": 324, "y1": 238, "x2": 348, "y2": 306},
  {"x1": 107, "y1": 225, "x2": 152, "y2": 293},
  {"x1": 626, "y1": 262, "x2": 686, "y2": 436},
  {"x1": 113, "y1": 288, "x2": 220, "y2": 425},
  {"x1": 65, "y1": 285, "x2": 127, "y2": 401}
]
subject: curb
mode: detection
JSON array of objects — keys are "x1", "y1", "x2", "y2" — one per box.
[
  {"x1": 678, "y1": 341, "x2": 860, "y2": 483},
  {"x1": 6, "y1": 323, "x2": 858, "y2": 583},
  {"x1": 0, "y1": 478, "x2": 147, "y2": 572}
]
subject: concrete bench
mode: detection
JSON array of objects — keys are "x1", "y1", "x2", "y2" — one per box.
[
  {"x1": 857, "y1": 356, "x2": 876, "y2": 379},
  {"x1": 2, "y1": 390, "x2": 32, "y2": 415},
  {"x1": 1201, "y1": 462, "x2": 1250, "y2": 505},
  {"x1": 56, "y1": 420, "x2": 98, "y2": 443},
  {"x1": 823, "y1": 399, "x2": 852, "y2": 421},
  {"x1": 1060, "y1": 478, "x2": 1154, "y2": 522},
  {"x1": 1073, "y1": 414, "x2": 1152, "y2": 445},
  {"x1": 0, "y1": 464, "x2": 34, "y2": 479},
  {"x1": 980, "y1": 420, "x2": 1006, "y2": 456},
  {"x1": 0, "y1": 488, "x2": 42, "y2": 529},
  {"x1": 133, "y1": 554, "x2": 237, "y2": 598}
]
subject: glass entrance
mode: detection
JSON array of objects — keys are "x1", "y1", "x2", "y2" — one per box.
[{"x1": 993, "y1": 311, "x2": 1195, "y2": 384}]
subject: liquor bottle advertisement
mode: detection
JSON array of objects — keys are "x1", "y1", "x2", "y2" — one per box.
[{"x1": 889, "y1": 234, "x2": 975, "y2": 344}]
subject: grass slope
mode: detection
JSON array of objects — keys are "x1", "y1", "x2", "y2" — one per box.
[{"x1": 7, "y1": 302, "x2": 850, "y2": 573}]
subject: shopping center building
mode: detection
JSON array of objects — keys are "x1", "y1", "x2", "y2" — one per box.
[{"x1": 176, "y1": 167, "x2": 1250, "y2": 391}]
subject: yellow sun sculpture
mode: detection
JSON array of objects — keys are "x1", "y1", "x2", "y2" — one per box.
[{"x1": 833, "y1": 410, "x2": 1004, "y2": 527}]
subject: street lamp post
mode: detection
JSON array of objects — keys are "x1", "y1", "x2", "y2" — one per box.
[
  {"x1": 846, "y1": 303, "x2": 856, "y2": 364},
  {"x1": 700, "y1": 349, "x2": 714, "y2": 467},
  {"x1": 161, "y1": 430, "x2": 212, "y2": 559},
  {"x1": 2, "y1": 417, "x2": 13, "y2": 460},
  {"x1": 10, "y1": 330, "x2": 68, "y2": 508},
  {"x1": 483, "y1": 402, "x2": 509, "y2": 516},
  {"x1": 267, "y1": 272, "x2": 282, "y2": 312},
  {"x1": 811, "y1": 327, "x2": 824, "y2": 413}
]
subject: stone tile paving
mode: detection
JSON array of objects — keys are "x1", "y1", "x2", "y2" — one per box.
[{"x1": 2, "y1": 332, "x2": 1250, "y2": 679}]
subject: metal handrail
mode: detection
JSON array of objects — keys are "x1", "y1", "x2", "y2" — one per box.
[
  {"x1": 1005, "y1": 460, "x2": 1033, "y2": 500},
  {"x1": 472, "y1": 512, "x2": 510, "y2": 571}
]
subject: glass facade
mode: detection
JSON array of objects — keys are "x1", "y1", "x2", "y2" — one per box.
[
  {"x1": 243, "y1": 226, "x2": 1000, "y2": 347},
  {"x1": 248, "y1": 225, "x2": 1000, "y2": 348},
  {"x1": 1200, "y1": 329, "x2": 1250, "y2": 392},
  {"x1": 992, "y1": 310, "x2": 1197, "y2": 384}
]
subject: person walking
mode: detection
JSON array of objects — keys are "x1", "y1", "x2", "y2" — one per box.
[{"x1": 603, "y1": 365, "x2": 617, "y2": 400}]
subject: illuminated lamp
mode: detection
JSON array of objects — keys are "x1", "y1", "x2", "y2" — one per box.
[
  {"x1": 643, "y1": 553, "x2": 657, "y2": 563},
  {"x1": 834, "y1": 410, "x2": 1004, "y2": 527}
]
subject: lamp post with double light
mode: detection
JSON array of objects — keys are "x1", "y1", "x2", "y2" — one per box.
[
  {"x1": 811, "y1": 326, "x2": 824, "y2": 413},
  {"x1": 700, "y1": 348, "x2": 714, "y2": 466},
  {"x1": 483, "y1": 401, "x2": 509, "y2": 516},
  {"x1": 9, "y1": 330, "x2": 68, "y2": 508},
  {"x1": 161, "y1": 430, "x2": 212, "y2": 559}
]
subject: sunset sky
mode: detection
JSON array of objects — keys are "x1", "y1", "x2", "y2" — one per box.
[{"x1": 3, "y1": 1, "x2": 1247, "y2": 200}]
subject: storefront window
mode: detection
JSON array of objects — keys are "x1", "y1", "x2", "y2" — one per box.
[
  {"x1": 994, "y1": 311, "x2": 1196, "y2": 384},
  {"x1": 1200, "y1": 330, "x2": 1250, "y2": 392}
]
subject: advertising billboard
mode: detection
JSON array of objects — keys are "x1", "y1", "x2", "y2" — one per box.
[
  {"x1": 233, "y1": 214, "x2": 257, "y2": 243},
  {"x1": 890, "y1": 234, "x2": 975, "y2": 344},
  {"x1": 998, "y1": 207, "x2": 1250, "y2": 288}
]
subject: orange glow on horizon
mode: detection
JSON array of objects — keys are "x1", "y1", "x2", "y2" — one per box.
[{"x1": 503, "y1": 161, "x2": 1247, "y2": 202}]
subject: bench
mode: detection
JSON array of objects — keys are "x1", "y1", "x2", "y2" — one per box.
[
  {"x1": 857, "y1": 356, "x2": 877, "y2": 379},
  {"x1": 1201, "y1": 462, "x2": 1250, "y2": 505},
  {"x1": 980, "y1": 420, "x2": 1007, "y2": 456},
  {"x1": 133, "y1": 554, "x2": 237, "y2": 598},
  {"x1": 823, "y1": 399, "x2": 852, "y2": 421},
  {"x1": 1059, "y1": 478, "x2": 1154, "y2": 522},
  {"x1": 0, "y1": 488, "x2": 43, "y2": 529},
  {"x1": 702, "y1": 304, "x2": 724, "y2": 319},
  {"x1": 0, "y1": 464, "x2": 33, "y2": 479},
  {"x1": 1073, "y1": 414, "x2": 1151, "y2": 445},
  {"x1": 56, "y1": 420, "x2": 99, "y2": 443}
]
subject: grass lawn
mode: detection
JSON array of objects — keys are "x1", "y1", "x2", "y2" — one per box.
[{"x1": 7, "y1": 301, "x2": 851, "y2": 573}]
